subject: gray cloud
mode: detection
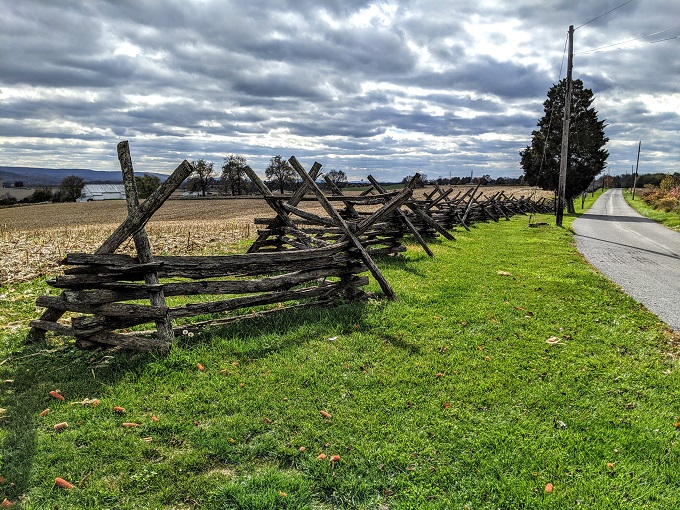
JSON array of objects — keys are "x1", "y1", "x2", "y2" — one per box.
[{"x1": 1, "y1": 0, "x2": 678, "y2": 182}]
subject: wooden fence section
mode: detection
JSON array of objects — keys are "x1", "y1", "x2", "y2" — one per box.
[
  {"x1": 29, "y1": 144, "x2": 388, "y2": 351},
  {"x1": 248, "y1": 157, "x2": 421, "y2": 258},
  {"x1": 359, "y1": 181, "x2": 555, "y2": 237}
]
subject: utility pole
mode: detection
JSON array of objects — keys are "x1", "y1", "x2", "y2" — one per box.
[
  {"x1": 556, "y1": 25, "x2": 574, "y2": 227},
  {"x1": 632, "y1": 141, "x2": 641, "y2": 200}
]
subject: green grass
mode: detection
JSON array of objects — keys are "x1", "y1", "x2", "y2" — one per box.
[
  {"x1": 2, "y1": 191, "x2": 679, "y2": 509},
  {"x1": 623, "y1": 190, "x2": 680, "y2": 232}
]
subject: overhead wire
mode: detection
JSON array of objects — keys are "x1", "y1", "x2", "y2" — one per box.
[
  {"x1": 574, "y1": 0, "x2": 636, "y2": 30},
  {"x1": 535, "y1": 33, "x2": 569, "y2": 185},
  {"x1": 575, "y1": 25, "x2": 680, "y2": 55}
]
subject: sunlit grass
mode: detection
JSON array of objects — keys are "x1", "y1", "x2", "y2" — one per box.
[
  {"x1": 1, "y1": 189, "x2": 679, "y2": 508},
  {"x1": 623, "y1": 190, "x2": 680, "y2": 232}
]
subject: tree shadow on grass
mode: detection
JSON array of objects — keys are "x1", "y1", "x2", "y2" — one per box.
[
  {"x1": 0, "y1": 337, "x2": 157, "y2": 503},
  {"x1": 0, "y1": 299, "x2": 369, "y2": 503}
]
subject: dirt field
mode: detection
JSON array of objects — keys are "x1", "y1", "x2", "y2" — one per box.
[{"x1": 0, "y1": 186, "x2": 549, "y2": 285}]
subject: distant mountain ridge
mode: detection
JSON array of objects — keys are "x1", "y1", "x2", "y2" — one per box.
[{"x1": 0, "y1": 166, "x2": 167, "y2": 187}]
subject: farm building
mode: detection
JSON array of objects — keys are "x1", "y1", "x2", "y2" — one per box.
[{"x1": 78, "y1": 184, "x2": 126, "y2": 201}]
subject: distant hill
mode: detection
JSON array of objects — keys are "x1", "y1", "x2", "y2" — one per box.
[{"x1": 0, "y1": 166, "x2": 167, "y2": 187}]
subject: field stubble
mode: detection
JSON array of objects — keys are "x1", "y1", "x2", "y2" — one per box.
[{"x1": 0, "y1": 186, "x2": 548, "y2": 285}]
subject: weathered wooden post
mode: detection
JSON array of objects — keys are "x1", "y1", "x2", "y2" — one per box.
[{"x1": 117, "y1": 141, "x2": 174, "y2": 348}]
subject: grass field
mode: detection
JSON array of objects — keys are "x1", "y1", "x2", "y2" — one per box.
[
  {"x1": 622, "y1": 190, "x2": 680, "y2": 232},
  {"x1": 1, "y1": 189, "x2": 679, "y2": 508}
]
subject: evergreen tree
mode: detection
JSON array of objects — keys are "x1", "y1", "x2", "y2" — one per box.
[{"x1": 520, "y1": 78, "x2": 608, "y2": 212}]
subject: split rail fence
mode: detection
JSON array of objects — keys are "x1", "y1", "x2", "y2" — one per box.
[
  {"x1": 29, "y1": 143, "x2": 404, "y2": 351},
  {"x1": 29, "y1": 142, "x2": 554, "y2": 352}
]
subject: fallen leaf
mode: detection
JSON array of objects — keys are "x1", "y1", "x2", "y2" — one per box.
[
  {"x1": 122, "y1": 422, "x2": 140, "y2": 428},
  {"x1": 299, "y1": 446, "x2": 306, "y2": 452},
  {"x1": 229, "y1": 438, "x2": 236, "y2": 443},
  {"x1": 329, "y1": 454, "x2": 341, "y2": 462},
  {"x1": 544, "y1": 483, "x2": 553, "y2": 493},
  {"x1": 39, "y1": 408, "x2": 50, "y2": 417},
  {"x1": 485, "y1": 356, "x2": 491, "y2": 362},
  {"x1": 279, "y1": 491, "x2": 287, "y2": 498},
  {"x1": 319, "y1": 410, "x2": 332, "y2": 419},
  {"x1": 196, "y1": 363, "x2": 205, "y2": 371},
  {"x1": 436, "y1": 372, "x2": 443, "y2": 378},
  {"x1": 1, "y1": 498, "x2": 11, "y2": 507},
  {"x1": 53, "y1": 422, "x2": 68, "y2": 431},
  {"x1": 444, "y1": 402, "x2": 451, "y2": 409},
  {"x1": 263, "y1": 417, "x2": 273, "y2": 424},
  {"x1": 606, "y1": 462, "x2": 615, "y2": 469},
  {"x1": 317, "y1": 453, "x2": 327, "y2": 460},
  {"x1": 54, "y1": 477, "x2": 74, "y2": 490},
  {"x1": 546, "y1": 337, "x2": 561, "y2": 345},
  {"x1": 113, "y1": 406, "x2": 125, "y2": 414},
  {"x1": 151, "y1": 415, "x2": 159, "y2": 422},
  {"x1": 674, "y1": 420, "x2": 680, "y2": 428},
  {"x1": 49, "y1": 390, "x2": 64, "y2": 401},
  {"x1": 497, "y1": 270, "x2": 512, "y2": 276}
]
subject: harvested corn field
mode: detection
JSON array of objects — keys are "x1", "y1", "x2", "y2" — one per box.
[{"x1": 0, "y1": 186, "x2": 550, "y2": 285}]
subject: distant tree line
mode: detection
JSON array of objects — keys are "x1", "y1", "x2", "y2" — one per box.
[
  {"x1": 183, "y1": 155, "x2": 349, "y2": 196},
  {"x1": 605, "y1": 172, "x2": 678, "y2": 189}
]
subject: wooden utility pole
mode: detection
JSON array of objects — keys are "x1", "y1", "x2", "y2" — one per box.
[
  {"x1": 556, "y1": 25, "x2": 574, "y2": 227},
  {"x1": 632, "y1": 141, "x2": 641, "y2": 200}
]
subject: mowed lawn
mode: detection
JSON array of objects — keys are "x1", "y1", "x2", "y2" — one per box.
[{"x1": 1, "y1": 191, "x2": 678, "y2": 509}]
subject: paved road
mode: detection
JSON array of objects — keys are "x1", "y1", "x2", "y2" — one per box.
[{"x1": 572, "y1": 189, "x2": 680, "y2": 332}]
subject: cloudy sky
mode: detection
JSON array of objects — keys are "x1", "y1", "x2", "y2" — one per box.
[{"x1": 1, "y1": 0, "x2": 678, "y2": 182}]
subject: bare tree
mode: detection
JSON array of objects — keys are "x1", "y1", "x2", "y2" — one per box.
[
  {"x1": 264, "y1": 155, "x2": 295, "y2": 194},
  {"x1": 59, "y1": 175, "x2": 85, "y2": 201},
  {"x1": 326, "y1": 169, "x2": 348, "y2": 188},
  {"x1": 221, "y1": 154, "x2": 248, "y2": 195},
  {"x1": 189, "y1": 159, "x2": 215, "y2": 196}
]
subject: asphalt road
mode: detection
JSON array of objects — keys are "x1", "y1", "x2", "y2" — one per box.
[{"x1": 572, "y1": 189, "x2": 680, "y2": 332}]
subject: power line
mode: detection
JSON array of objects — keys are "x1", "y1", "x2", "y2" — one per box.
[
  {"x1": 574, "y1": 0, "x2": 636, "y2": 31},
  {"x1": 575, "y1": 25, "x2": 680, "y2": 55},
  {"x1": 536, "y1": 33, "x2": 569, "y2": 185}
]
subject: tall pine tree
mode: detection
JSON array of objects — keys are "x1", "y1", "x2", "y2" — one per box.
[{"x1": 520, "y1": 78, "x2": 608, "y2": 212}]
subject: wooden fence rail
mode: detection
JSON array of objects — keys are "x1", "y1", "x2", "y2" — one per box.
[{"x1": 28, "y1": 144, "x2": 385, "y2": 351}]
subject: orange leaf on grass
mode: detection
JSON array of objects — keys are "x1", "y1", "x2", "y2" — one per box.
[
  {"x1": 319, "y1": 410, "x2": 332, "y2": 419},
  {"x1": 1, "y1": 498, "x2": 12, "y2": 507},
  {"x1": 49, "y1": 390, "x2": 64, "y2": 401},
  {"x1": 122, "y1": 422, "x2": 140, "y2": 428},
  {"x1": 151, "y1": 415, "x2": 159, "y2": 422},
  {"x1": 329, "y1": 455, "x2": 341, "y2": 462},
  {"x1": 544, "y1": 483, "x2": 553, "y2": 493},
  {"x1": 39, "y1": 408, "x2": 50, "y2": 417},
  {"x1": 53, "y1": 422, "x2": 68, "y2": 431},
  {"x1": 54, "y1": 477, "x2": 74, "y2": 490},
  {"x1": 263, "y1": 417, "x2": 273, "y2": 424},
  {"x1": 113, "y1": 406, "x2": 125, "y2": 413},
  {"x1": 196, "y1": 363, "x2": 205, "y2": 371},
  {"x1": 317, "y1": 453, "x2": 327, "y2": 460}
]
